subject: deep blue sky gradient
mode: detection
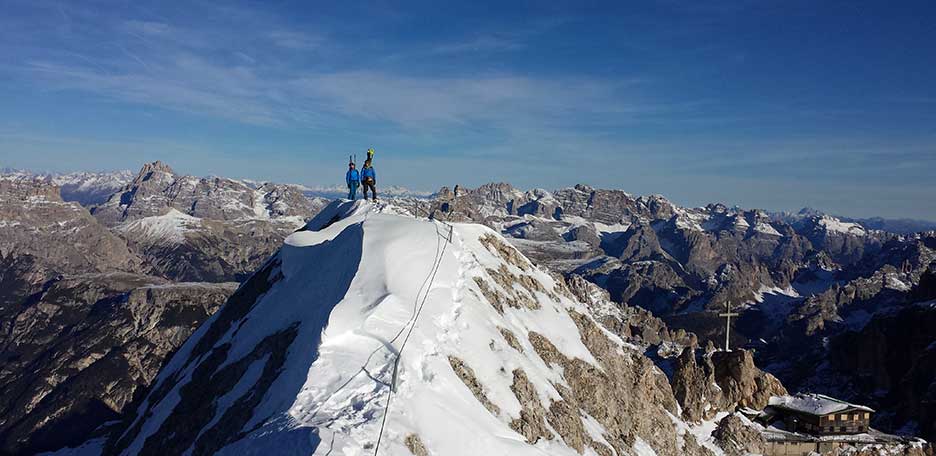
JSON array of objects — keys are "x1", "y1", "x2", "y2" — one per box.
[{"x1": 1, "y1": 0, "x2": 934, "y2": 218}]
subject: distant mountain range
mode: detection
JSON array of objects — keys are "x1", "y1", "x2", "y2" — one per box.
[
  {"x1": 6, "y1": 167, "x2": 932, "y2": 233},
  {"x1": 1, "y1": 163, "x2": 934, "y2": 453},
  {"x1": 425, "y1": 182, "x2": 936, "y2": 442},
  {"x1": 771, "y1": 207, "x2": 936, "y2": 235}
]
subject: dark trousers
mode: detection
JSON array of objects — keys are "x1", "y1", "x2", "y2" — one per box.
[
  {"x1": 362, "y1": 180, "x2": 376, "y2": 200},
  {"x1": 348, "y1": 182, "x2": 358, "y2": 199}
]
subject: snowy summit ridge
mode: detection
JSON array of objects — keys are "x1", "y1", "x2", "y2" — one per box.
[{"x1": 107, "y1": 200, "x2": 712, "y2": 456}]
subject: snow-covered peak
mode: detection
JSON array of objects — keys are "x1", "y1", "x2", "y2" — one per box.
[{"x1": 113, "y1": 200, "x2": 705, "y2": 456}]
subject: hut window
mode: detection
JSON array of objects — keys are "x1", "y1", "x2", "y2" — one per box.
[{"x1": 864, "y1": 413, "x2": 870, "y2": 419}]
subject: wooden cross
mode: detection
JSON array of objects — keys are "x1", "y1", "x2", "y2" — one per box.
[{"x1": 719, "y1": 300, "x2": 739, "y2": 351}]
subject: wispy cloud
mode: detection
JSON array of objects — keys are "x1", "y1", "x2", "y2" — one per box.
[
  {"x1": 121, "y1": 19, "x2": 172, "y2": 37},
  {"x1": 429, "y1": 35, "x2": 525, "y2": 55},
  {"x1": 10, "y1": 3, "x2": 658, "y2": 137},
  {"x1": 268, "y1": 30, "x2": 324, "y2": 50}
]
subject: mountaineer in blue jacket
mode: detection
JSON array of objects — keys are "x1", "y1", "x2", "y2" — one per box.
[
  {"x1": 346, "y1": 162, "x2": 360, "y2": 200},
  {"x1": 361, "y1": 159, "x2": 377, "y2": 202}
]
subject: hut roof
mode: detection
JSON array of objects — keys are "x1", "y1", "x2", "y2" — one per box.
[{"x1": 768, "y1": 393, "x2": 874, "y2": 416}]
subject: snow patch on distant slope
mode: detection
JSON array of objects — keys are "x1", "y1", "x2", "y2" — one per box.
[
  {"x1": 593, "y1": 221, "x2": 631, "y2": 234},
  {"x1": 817, "y1": 215, "x2": 866, "y2": 236},
  {"x1": 672, "y1": 207, "x2": 705, "y2": 232},
  {"x1": 753, "y1": 221, "x2": 782, "y2": 236},
  {"x1": 116, "y1": 209, "x2": 202, "y2": 245}
]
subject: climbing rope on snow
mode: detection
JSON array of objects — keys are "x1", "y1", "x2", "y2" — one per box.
[
  {"x1": 305, "y1": 208, "x2": 452, "y2": 452},
  {"x1": 373, "y1": 221, "x2": 453, "y2": 456}
]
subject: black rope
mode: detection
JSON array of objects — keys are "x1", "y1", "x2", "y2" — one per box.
[
  {"x1": 304, "y1": 208, "x2": 451, "y2": 454},
  {"x1": 307, "y1": 224, "x2": 442, "y2": 426},
  {"x1": 372, "y1": 222, "x2": 453, "y2": 455}
]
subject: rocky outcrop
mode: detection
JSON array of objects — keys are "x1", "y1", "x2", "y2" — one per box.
[
  {"x1": 671, "y1": 348, "x2": 786, "y2": 422},
  {"x1": 449, "y1": 356, "x2": 501, "y2": 416},
  {"x1": 712, "y1": 413, "x2": 766, "y2": 456},
  {"x1": 525, "y1": 315, "x2": 713, "y2": 456},
  {"x1": 0, "y1": 169, "x2": 134, "y2": 207},
  {"x1": 710, "y1": 349, "x2": 787, "y2": 410},
  {"x1": 0, "y1": 274, "x2": 235, "y2": 455},
  {"x1": 671, "y1": 347, "x2": 723, "y2": 422},
  {"x1": 404, "y1": 434, "x2": 429, "y2": 456},
  {"x1": 559, "y1": 274, "x2": 696, "y2": 348},
  {"x1": 507, "y1": 368, "x2": 553, "y2": 444}
]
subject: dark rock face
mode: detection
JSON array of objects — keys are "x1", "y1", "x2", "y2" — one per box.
[
  {"x1": 0, "y1": 274, "x2": 235, "y2": 455},
  {"x1": 826, "y1": 296, "x2": 936, "y2": 442}
]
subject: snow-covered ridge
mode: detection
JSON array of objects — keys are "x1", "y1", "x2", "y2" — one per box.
[{"x1": 113, "y1": 200, "x2": 704, "y2": 456}]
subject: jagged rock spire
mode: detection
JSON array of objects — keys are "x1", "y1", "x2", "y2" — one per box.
[{"x1": 133, "y1": 160, "x2": 176, "y2": 183}]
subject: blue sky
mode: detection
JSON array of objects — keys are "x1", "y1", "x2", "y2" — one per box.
[{"x1": 1, "y1": 0, "x2": 934, "y2": 219}]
